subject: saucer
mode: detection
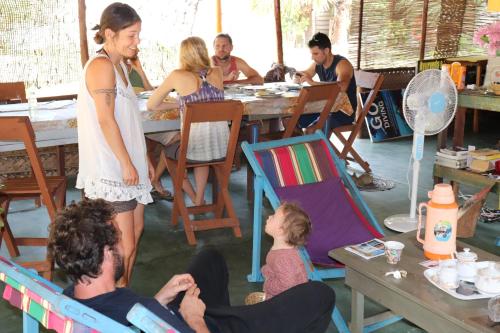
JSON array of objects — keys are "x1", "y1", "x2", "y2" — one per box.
[
  {"x1": 476, "y1": 287, "x2": 500, "y2": 297},
  {"x1": 424, "y1": 269, "x2": 493, "y2": 300}
]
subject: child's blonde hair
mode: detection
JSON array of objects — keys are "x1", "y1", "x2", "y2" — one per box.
[
  {"x1": 280, "y1": 202, "x2": 311, "y2": 246},
  {"x1": 179, "y1": 36, "x2": 211, "y2": 73}
]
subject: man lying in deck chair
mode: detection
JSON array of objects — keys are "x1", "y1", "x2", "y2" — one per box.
[{"x1": 48, "y1": 199, "x2": 335, "y2": 333}]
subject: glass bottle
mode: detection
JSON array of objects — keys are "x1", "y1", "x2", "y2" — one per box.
[{"x1": 27, "y1": 88, "x2": 38, "y2": 120}]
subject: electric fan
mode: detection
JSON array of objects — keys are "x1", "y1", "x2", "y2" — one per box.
[{"x1": 384, "y1": 69, "x2": 458, "y2": 232}]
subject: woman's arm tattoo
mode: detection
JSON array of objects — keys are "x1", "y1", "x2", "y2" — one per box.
[{"x1": 93, "y1": 88, "x2": 116, "y2": 106}]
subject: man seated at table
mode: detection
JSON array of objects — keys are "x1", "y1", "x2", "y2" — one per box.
[
  {"x1": 212, "y1": 33, "x2": 264, "y2": 85},
  {"x1": 48, "y1": 199, "x2": 335, "y2": 333},
  {"x1": 295, "y1": 32, "x2": 357, "y2": 130}
]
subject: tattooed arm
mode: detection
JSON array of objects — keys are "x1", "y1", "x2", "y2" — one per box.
[{"x1": 86, "y1": 57, "x2": 139, "y2": 186}]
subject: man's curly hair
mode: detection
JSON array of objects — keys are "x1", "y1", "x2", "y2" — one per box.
[{"x1": 47, "y1": 199, "x2": 119, "y2": 283}]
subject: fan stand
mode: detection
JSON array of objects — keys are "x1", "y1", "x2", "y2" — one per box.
[
  {"x1": 384, "y1": 70, "x2": 456, "y2": 233},
  {"x1": 385, "y1": 134, "x2": 425, "y2": 233},
  {"x1": 384, "y1": 214, "x2": 423, "y2": 233}
]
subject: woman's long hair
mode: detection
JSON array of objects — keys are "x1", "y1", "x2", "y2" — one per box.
[{"x1": 179, "y1": 37, "x2": 211, "y2": 73}]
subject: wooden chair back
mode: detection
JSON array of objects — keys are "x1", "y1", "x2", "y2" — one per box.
[
  {"x1": 330, "y1": 70, "x2": 384, "y2": 173},
  {"x1": 283, "y1": 82, "x2": 341, "y2": 138},
  {"x1": 166, "y1": 100, "x2": 244, "y2": 245},
  {"x1": 0, "y1": 82, "x2": 27, "y2": 103},
  {"x1": 353, "y1": 70, "x2": 385, "y2": 143},
  {"x1": 178, "y1": 100, "x2": 244, "y2": 173},
  {"x1": 0, "y1": 117, "x2": 57, "y2": 221}
]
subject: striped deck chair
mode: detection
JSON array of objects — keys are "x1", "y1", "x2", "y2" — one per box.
[
  {"x1": 242, "y1": 131, "x2": 401, "y2": 333},
  {"x1": 0, "y1": 256, "x2": 179, "y2": 333}
]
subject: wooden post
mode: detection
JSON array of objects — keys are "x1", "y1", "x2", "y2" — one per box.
[
  {"x1": 216, "y1": 0, "x2": 222, "y2": 33},
  {"x1": 78, "y1": 0, "x2": 89, "y2": 67},
  {"x1": 274, "y1": 0, "x2": 284, "y2": 65},
  {"x1": 419, "y1": 0, "x2": 429, "y2": 60},
  {"x1": 356, "y1": 0, "x2": 364, "y2": 70}
]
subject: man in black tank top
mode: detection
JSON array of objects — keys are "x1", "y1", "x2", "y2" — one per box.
[{"x1": 294, "y1": 32, "x2": 357, "y2": 130}]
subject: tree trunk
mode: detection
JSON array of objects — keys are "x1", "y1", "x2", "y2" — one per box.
[
  {"x1": 78, "y1": 0, "x2": 89, "y2": 67},
  {"x1": 328, "y1": 0, "x2": 352, "y2": 57}
]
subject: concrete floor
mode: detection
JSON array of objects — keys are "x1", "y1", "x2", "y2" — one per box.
[{"x1": 1, "y1": 118, "x2": 499, "y2": 332}]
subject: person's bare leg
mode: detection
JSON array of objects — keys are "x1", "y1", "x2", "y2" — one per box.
[
  {"x1": 182, "y1": 174, "x2": 197, "y2": 204},
  {"x1": 127, "y1": 203, "x2": 145, "y2": 284},
  {"x1": 152, "y1": 158, "x2": 169, "y2": 194},
  {"x1": 146, "y1": 137, "x2": 158, "y2": 167},
  {"x1": 114, "y1": 209, "x2": 135, "y2": 287},
  {"x1": 193, "y1": 166, "x2": 209, "y2": 206}
]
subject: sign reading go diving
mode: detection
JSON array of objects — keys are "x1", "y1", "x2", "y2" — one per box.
[{"x1": 362, "y1": 89, "x2": 413, "y2": 143}]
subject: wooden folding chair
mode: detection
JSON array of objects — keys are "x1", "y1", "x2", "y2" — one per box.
[
  {"x1": 261, "y1": 82, "x2": 342, "y2": 140},
  {"x1": 0, "y1": 82, "x2": 27, "y2": 103},
  {"x1": 0, "y1": 117, "x2": 67, "y2": 280},
  {"x1": 329, "y1": 70, "x2": 384, "y2": 173},
  {"x1": 162, "y1": 100, "x2": 244, "y2": 245}
]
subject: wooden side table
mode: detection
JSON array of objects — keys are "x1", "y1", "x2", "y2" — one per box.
[
  {"x1": 433, "y1": 164, "x2": 500, "y2": 209},
  {"x1": 329, "y1": 231, "x2": 500, "y2": 333},
  {"x1": 444, "y1": 56, "x2": 488, "y2": 133}
]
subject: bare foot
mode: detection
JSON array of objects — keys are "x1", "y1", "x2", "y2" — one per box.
[
  {"x1": 152, "y1": 180, "x2": 167, "y2": 194},
  {"x1": 193, "y1": 199, "x2": 206, "y2": 206},
  {"x1": 151, "y1": 180, "x2": 173, "y2": 201}
]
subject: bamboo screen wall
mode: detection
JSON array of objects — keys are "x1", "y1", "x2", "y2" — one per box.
[
  {"x1": 348, "y1": 0, "x2": 500, "y2": 69},
  {"x1": 0, "y1": 0, "x2": 202, "y2": 89},
  {"x1": 85, "y1": 0, "x2": 201, "y2": 84},
  {"x1": 1, "y1": 1, "x2": 499, "y2": 87},
  {"x1": 0, "y1": 0, "x2": 81, "y2": 89}
]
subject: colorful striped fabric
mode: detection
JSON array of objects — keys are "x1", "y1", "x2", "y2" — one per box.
[
  {"x1": 0, "y1": 266, "x2": 94, "y2": 333},
  {"x1": 255, "y1": 140, "x2": 339, "y2": 188}
]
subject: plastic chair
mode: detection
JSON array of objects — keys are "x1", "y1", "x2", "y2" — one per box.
[
  {"x1": 162, "y1": 100, "x2": 243, "y2": 245},
  {"x1": 329, "y1": 70, "x2": 384, "y2": 173},
  {"x1": 0, "y1": 117, "x2": 67, "y2": 280},
  {"x1": 242, "y1": 131, "x2": 402, "y2": 333}
]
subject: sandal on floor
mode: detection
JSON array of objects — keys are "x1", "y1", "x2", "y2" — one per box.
[
  {"x1": 245, "y1": 292, "x2": 266, "y2": 305},
  {"x1": 151, "y1": 189, "x2": 174, "y2": 202}
]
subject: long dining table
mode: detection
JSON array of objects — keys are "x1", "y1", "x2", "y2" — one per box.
[{"x1": 0, "y1": 87, "x2": 305, "y2": 153}]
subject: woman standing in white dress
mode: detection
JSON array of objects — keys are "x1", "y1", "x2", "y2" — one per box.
[{"x1": 76, "y1": 3, "x2": 153, "y2": 287}]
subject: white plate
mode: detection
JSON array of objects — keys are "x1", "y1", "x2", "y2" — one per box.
[
  {"x1": 137, "y1": 91, "x2": 153, "y2": 99},
  {"x1": 241, "y1": 85, "x2": 267, "y2": 90},
  {"x1": 423, "y1": 269, "x2": 496, "y2": 300}
]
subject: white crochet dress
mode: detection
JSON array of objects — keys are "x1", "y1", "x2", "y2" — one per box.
[{"x1": 76, "y1": 55, "x2": 152, "y2": 204}]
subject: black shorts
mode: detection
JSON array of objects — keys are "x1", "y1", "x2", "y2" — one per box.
[{"x1": 105, "y1": 199, "x2": 137, "y2": 213}]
